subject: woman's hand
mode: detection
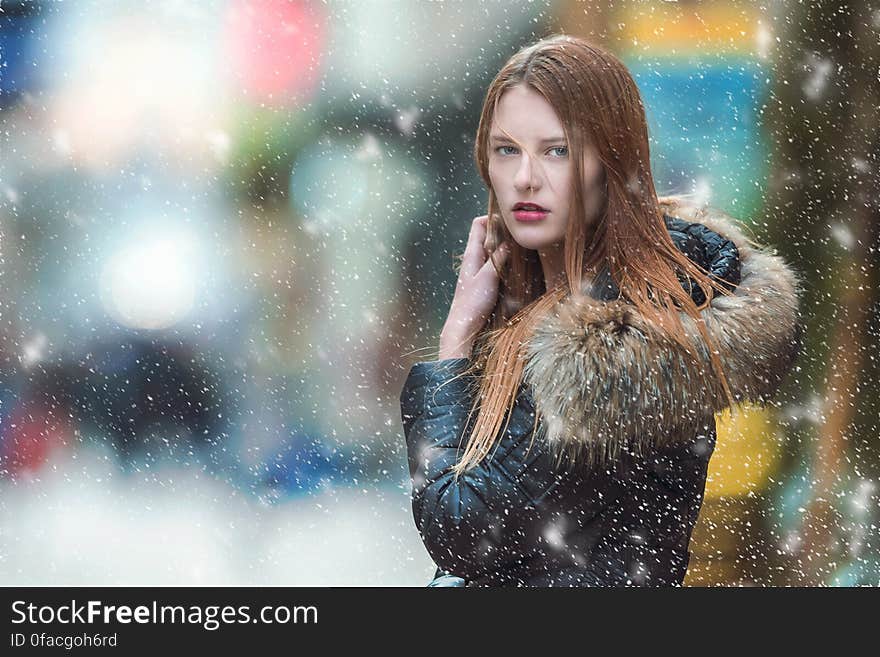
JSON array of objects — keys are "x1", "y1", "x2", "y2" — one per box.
[{"x1": 438, "y1": 215, "x2": 510, "y2": 360}]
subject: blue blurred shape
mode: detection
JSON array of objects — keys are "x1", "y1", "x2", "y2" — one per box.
[
  {"x1": 0, "y1": 1, "x2": 47, "y2": 104},
  {"x1": 264, "y1": 429, "x2": 338, "y2": 499},
  {"x1": 630, "y1": 58, "x2": 770, "y2": 213}
]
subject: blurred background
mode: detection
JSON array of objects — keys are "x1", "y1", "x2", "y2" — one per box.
[{"x1": 0, "y1": 0, "x2": 877, "y2": 586}]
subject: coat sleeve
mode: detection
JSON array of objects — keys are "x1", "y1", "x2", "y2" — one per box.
[
  {"x1": 400, "y1": 358, "x2": 557, "y2": 580},
  {"x1": 426, "y1": 565, "x2": 466, "y2": 587}
]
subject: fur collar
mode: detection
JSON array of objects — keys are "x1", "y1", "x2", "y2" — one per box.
[{"x1": 521, "y1": 197, "x2": 804, "y2": 467}]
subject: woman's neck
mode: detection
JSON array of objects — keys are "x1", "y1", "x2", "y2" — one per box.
[{"x1": 538, "y1": 244, "x2": 566, "y2": 290}]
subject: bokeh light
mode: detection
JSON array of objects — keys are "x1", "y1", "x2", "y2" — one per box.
[
  {"x1": 99, "y1": 228, "x2": 201, "y2": 330},
  {"x1": 224, "y1": 0, "x2": 327, "y2": 106}
]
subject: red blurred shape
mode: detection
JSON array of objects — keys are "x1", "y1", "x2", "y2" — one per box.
[
  {"x1": 225, "y1": 0, "x2": 327, "y2": 105},
  {"x1": 1, "y1": 402, "x2": 72, "y2": 477}
]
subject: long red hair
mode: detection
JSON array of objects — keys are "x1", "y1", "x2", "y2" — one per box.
[{"x1": 449, "y1": 34, "x2": 738, "y2": 477}]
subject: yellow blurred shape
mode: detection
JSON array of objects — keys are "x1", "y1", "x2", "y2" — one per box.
[
  {"x1": 615, "y1": 1, "x2": 763, "y2": 55},
  {"x1": 704, "y1": 405, "x2": 782, "y2": 499}
]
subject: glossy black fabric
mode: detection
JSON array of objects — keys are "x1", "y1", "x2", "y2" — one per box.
[
  {"x1": 400, "y1": 216, "x2": 740, "y2": 587},
  {"x1": 586, "y1": 214, "x2": 742, "y2": 304}
]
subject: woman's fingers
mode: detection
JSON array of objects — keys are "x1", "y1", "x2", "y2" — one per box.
[
  {"x1": 493, "y1": 241, "x2": 510, "y2": 269},
  {"x1": 478, "y1": 241, "x2": 510, "y2": 280},
  {"x1": 460, "y1": 216, "x2": 488, "y2": 279},
  {"x1": 443, "y1": 235, "x2": 508, "y2": 347}
]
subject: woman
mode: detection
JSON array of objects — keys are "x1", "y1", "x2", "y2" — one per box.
[{"x1": 400, "y1": 35, "x2": 802, "y2": 586}]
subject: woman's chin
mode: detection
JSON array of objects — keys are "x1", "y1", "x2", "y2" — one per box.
[{"x1": 509, "y1": 235, "x2": 564, "y2": 252}]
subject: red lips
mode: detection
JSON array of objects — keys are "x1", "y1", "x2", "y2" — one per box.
[
  {"x1": 513, "y1": 202, "x2": 548, "y2": 211},
  {"x1": 512, "y1": 207, "x2": 549, "y2": 222}
]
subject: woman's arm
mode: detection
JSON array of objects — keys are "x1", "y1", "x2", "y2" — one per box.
[
  {"x1": 438, "y1": 215, "x2": 510, "y2": 361},
  {"x1": 400, "y1": 357, "x2": 556, "y2": 581}
]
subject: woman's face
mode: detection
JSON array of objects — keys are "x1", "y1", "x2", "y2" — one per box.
[{"x1": 488, "y1": 83, "x2": 605, "y2": 253}]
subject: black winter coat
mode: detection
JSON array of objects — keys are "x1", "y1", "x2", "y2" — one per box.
[{"x1": 400, "y1": 199, "x2": 802, "y2": 587}]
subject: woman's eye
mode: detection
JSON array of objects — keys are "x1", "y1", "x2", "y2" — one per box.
[{"x1": 494, "y1": 145, "x2": 568, "y2": 157}]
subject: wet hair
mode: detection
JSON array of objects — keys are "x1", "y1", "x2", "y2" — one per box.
[{"x1": 451, "y1": 34, "x2": 737, "y2": 476}]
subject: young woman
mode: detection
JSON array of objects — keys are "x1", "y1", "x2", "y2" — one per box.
[{"x1": 400, "y1": 34, "x2": 802, "y2": 587}]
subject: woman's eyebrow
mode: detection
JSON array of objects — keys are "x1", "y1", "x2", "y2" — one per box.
[{"x1": 489, "y1": 134, "x2": 567, "y2": 144}]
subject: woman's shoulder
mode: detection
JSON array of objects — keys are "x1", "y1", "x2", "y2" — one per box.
[
  {"x1": 587, "y1": 208, "x2": 742, "y2": 304},
  {"x1": 662, "y1": 212, "x2": 742, "y2": 304},
  {"x1": 664, "y1": 212, "x2": 732, "y2": 264},
  {"x1": 657, "y1": 195, "x2": 802, "y2": 303},
  {"x1": 522, "y1": 198, "x2": 803, "y2": 468}
]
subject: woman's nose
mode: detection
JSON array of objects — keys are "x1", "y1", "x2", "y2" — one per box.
[{"x1": 514, "y1": 153, "x2": 541, "y2": 192}]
